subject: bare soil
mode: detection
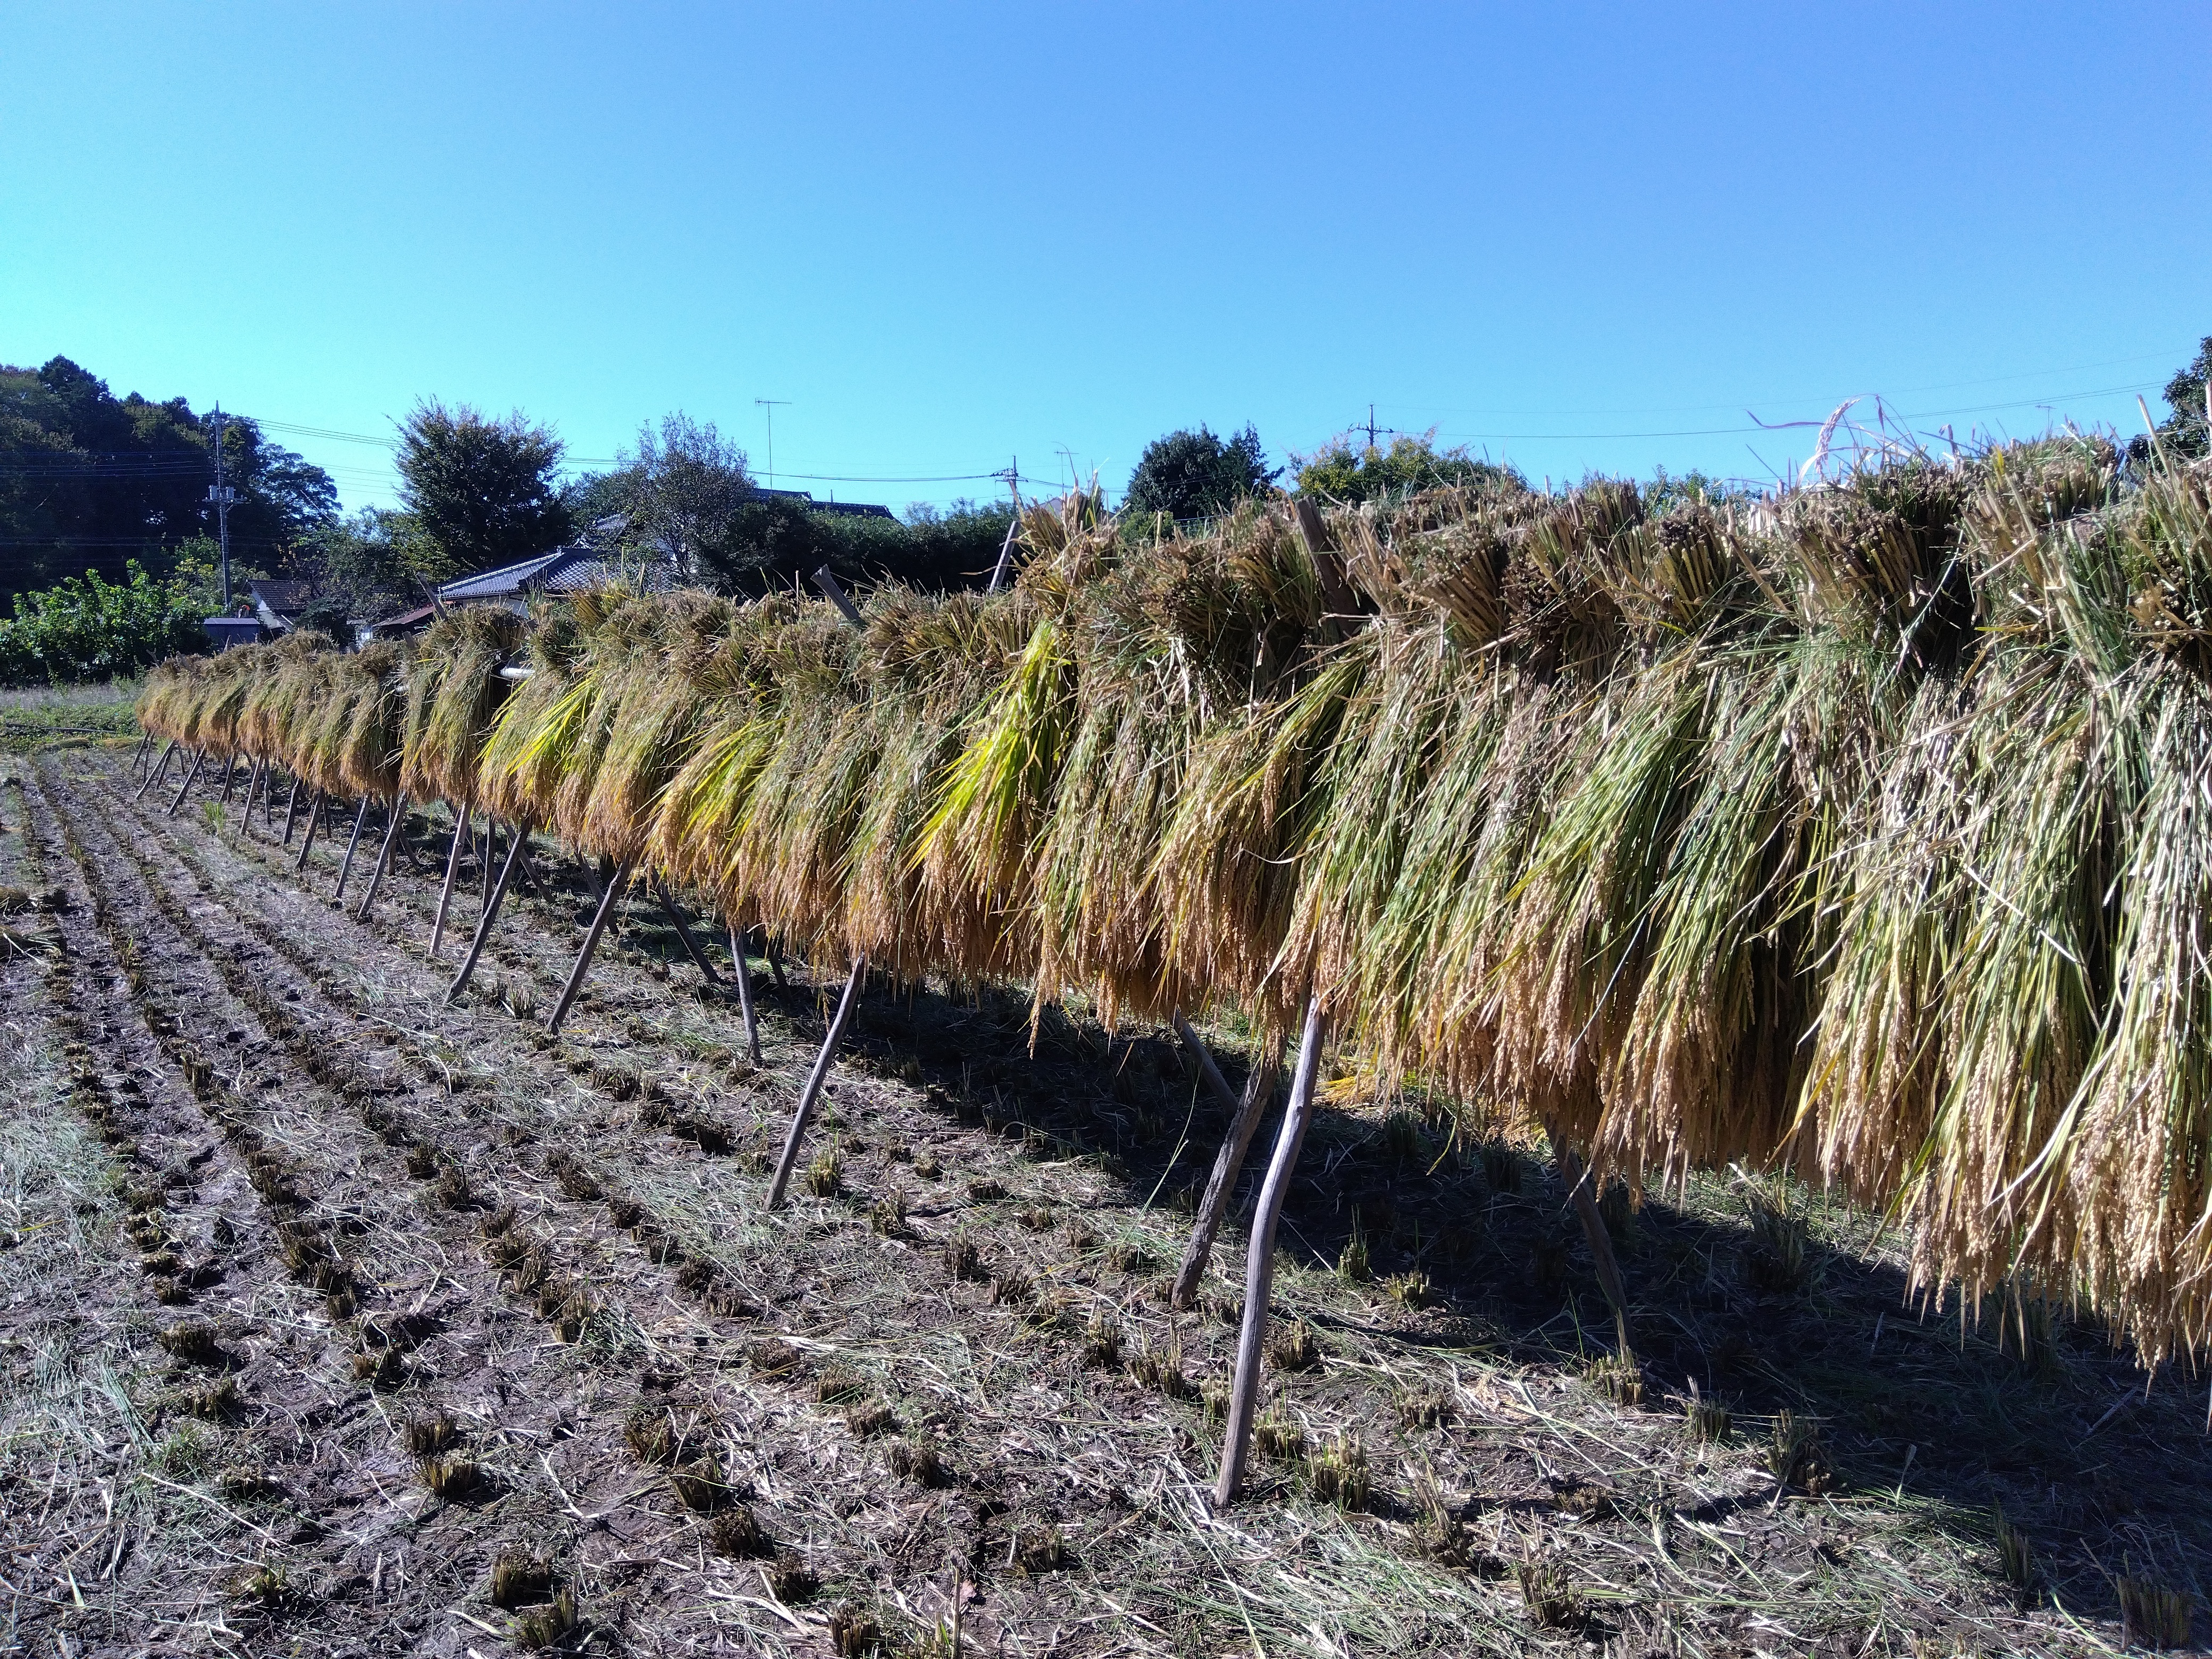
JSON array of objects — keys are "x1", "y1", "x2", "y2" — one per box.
[{"x1": 2, "y1": 736, "x2": 2207, "y2": 1656}]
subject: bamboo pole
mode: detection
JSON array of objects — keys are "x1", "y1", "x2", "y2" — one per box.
[
  {"x1": 1171, "y1": 1029, "x2": 1285, "y2": 1310},
  {"x1": 481, "y1": 818, "x2": 498, "y2": 911},
  {"x1": 765, "y1": 956, "x2": 868, "y2": 1210},
  {"x1": 166, "y1": 750, "x2": 205, "y2": 816},
  {"x1": 131, "y1": 730, "x2": 150, "y2": 776},
  {"x1": 1214, "y1": 996, "x2": 1326, "y2": 1508},
  {"x1": 240, "y1": 757, "x2": 266, "y2": 831},
  {"x1": 332, "y1": 798, "x2": 371, "y2": 902},
  {"x1": 280, "y1": 778, "x2": 304, "y2": 844},
  {"x1": 1548, "y1": 1127, "x2": 1635, "y2": 1356},
  {"x1": 219, "y1": 754, "x2": 239, "y2": 805},
  {"x1": 546, "y1": 860, "x2": 633, "y2": 1033},
  {"x1": 294, "y1": 793, "x2": 327, "y2": 872},
  {"x1": 729, "y1": 925, "x2": 762, "y2": 1064},
  {"x1": 446, "y1": 824, "x2": 528, "y2": 1004},
  {"x1": 356, "y1": 793, "x2": 407, "y2": 919},
  {"x1": 655, "y1": 884, "x2": 720, "y2": 986},
  {"x1": 429, "y1": 803, "x2": 471, "y2": 958},
  {"x1": 133, "y1": 740, "x2": 177, "y2": 802}
]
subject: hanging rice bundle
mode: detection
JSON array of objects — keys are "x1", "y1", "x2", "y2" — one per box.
[{"x1": 400, "y1": 605, "x2": 526, "y2": 809}]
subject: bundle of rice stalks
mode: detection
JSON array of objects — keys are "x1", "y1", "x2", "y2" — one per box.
[{"x1": 399, "y1": 604, "x2": 525, "y2": 808}]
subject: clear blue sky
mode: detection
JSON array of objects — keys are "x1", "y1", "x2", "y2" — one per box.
[{"x1": 5, "y1": 2, "x2": 2207, "y2": 515}]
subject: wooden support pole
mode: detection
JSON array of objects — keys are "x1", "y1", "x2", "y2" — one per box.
[
  {"x1": 1171, "y1": 1010, "x2": 1244, "y2": 1116},
  {"x1": 219, "y1": 754, "x2": 239, "y2": 805},
  {"x1": 356, "y1": 793, "x2": 407, "y2": 919},
  {"x1": 280, "y1": 778, "x2": 304, "y2": 844},
  {"x1": 729, "y1": 924, "x2": 763, "y2": 1065},
  {"x1": 765, "y1": 935, "x2": 788, "y2": 991},
  {"x1": 132, "y1": 730, "x2": 150, "y2": 776},
  {"x1": 295, "y1": 793, "x2": 327, "y2": 872},
  {"x1": 481, "y1": 817, "x2": 499, "y2": 911},
  {"x1": 765, "y1": 956, "x2": 868, "y2": 1210},
  {"x1": 264, "y1": 766, "x2": 283, "y2": 827},
  {"x1": 134, "y1": 740, "x2": 178, "y2": 802},
  {"x1": 430, "y1": 803, "x2": 471, "y2": 958},
  {"x1": 332, "y1": 798, "x2": 371, "y2": 902},
  {"x1": 1171, "y1": 1027, "x2": 1285, "y2": 1310},
  {"x1": 656, "y1": 884, "x2": 720, "y2": 986},
  {"x1": 166, "y1": 750, "x2": 205, "y2": 816},
  {"x1": 1214, "y1": 996, "x2": 1326, "y2": 1509},
  {"x1": 810, "y1": 565, "x2": 865, "y2": 627},
  {"x1": 546, "y1": 859, "x2": 632, "y2": 1033},
  {"x1": 240, "y1": 758, "x2": 266, "y2": 831},
  {"x1": 446, "y1": 823, "x2": 529, "y2": 1004},
  {"x1": 1549, "y1": 1127, "x2": 1635, "y2": 1356}
]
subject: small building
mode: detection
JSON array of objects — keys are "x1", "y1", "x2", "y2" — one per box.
[
  {"x1": 246, "y1": 579, "x2": 317, "y2": 635},
  {"x1": 756, "y1": 488, "x2": 895, "y2": 521},
  {"x1": 356, "y1": 603, "x2": 438, "y2": 647},
  {"x1": 203, "y1": 616, "x2": 266, "y2": 652}
]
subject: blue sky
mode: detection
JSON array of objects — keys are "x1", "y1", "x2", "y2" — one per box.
[{"x1": 5, "y1": 2, "x2": 2207, "y2": 515}]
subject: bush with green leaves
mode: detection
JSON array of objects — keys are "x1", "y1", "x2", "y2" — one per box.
[
  {"x1": 1294, "y1": 431, "x2": 1522, "y2": 505},
  {"x1": 0, "y1": 561, "x2": 207, "y2": 686}
]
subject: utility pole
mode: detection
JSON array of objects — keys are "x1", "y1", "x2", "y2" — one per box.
[
  {"x1": 204, "y1": 406, "x2": 238, "y2": 609},
  {"x1": 1363, "y1": 404, "x2": 1380, "y2": 451},
  {"x1": 755, "y1": 399, "x2": 790, "y2": 491}
]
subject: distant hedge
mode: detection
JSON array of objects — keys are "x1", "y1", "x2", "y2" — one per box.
[{"x1": 0, "y1": 562, "x2": 207, "y2": 686}]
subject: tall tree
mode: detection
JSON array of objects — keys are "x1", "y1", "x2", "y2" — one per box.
[
  {"x1": 393, "y1": 399, "x2": 571, "y2": 579},
  {"x1": 1124, "y1": 424, "x2": 1278, "y2": 522},
  {"x1": 2146, "y1": 336, "x2": 2211, "y2": 461},
  {"x1": 615, "y1": 413, "x2": 753, "y2": 584}
]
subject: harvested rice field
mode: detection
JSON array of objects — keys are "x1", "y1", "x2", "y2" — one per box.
[{"x1": 4, "y1": 735, "x2": 2208, "y2": 1656}]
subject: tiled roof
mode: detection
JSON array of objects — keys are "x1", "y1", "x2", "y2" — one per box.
[{"x1": 435, "y1": 545, "x2": 673, "y2": 603}]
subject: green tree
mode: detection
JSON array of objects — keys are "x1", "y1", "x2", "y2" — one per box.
[
  {"x1": 614, "y1": 413, "x2": 753, "y2": 584},
  {"x1": 1124, "y1": 424, "x2": 1278, "y2": 521},
  {"x1": 394, "y1": 399, "x2": 571, "y2": 580},
  {"x1": 1294, "y1": 431, "x2": 1523, "y2": 504},
  {"x1": 286, "y1": 507, "x2": 431, "y2": 618},
  {"x1": 0, "y1": 356, "x2": 337, "y2": 601},
  {"x1": 2144, "y1": 336, "x2": 2211, "y2": 461}
]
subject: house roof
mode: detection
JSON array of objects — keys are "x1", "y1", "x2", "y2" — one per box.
[
  {"x1": 368, "y1": 603, "x2": 438, "y2": 631},
  {"x1": 435, "y1": 544, "x2": 674, "y2": 604},
  {"x1": 246, "y1": 579, "x2": 315, "y2": 615},
  {"x1": 757, "y1": 487, "x2": 894, "y2": 520}
]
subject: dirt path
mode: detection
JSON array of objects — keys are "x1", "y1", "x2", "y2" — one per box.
[{"x1": 4, "y1": 744, "x2": 2206, "y2": 1657}]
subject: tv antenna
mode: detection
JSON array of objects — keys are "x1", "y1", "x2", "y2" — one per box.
[{"x1": 755, "y1": 399, "x2": 790, "y2": 490}]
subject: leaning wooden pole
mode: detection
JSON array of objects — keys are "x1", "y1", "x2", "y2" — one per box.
[
  {"x1": 1171, "y1": 1027, "x2": 1285, "y2": 1310},
  {"x1": 446, "y1": 823, "x2": 529, "y2": 1004},
  {"x1": 332, "y1": 798, "x2": 371, "y2": 902},
  {"x1": 294, "y1": 793, "x2": 327, "y2": 872},
  {"x1": 729, "y1": 925, "x2": 763, "y2": 1065},
  {"x1": 429, "y1": 803, "x2": 471, "y2": 958},
  {"x1": 655, "y1": 885, "x2": 721, "y2": 986},
  {"x1": 219, "y1": 755, "x2": 239, "y2": 805},
  {"x1": 765, "y1": 956, "x2": 869, "y2": 1210},
  {"x1": 134, "y1": 740, "x2": 178, "y2": 802},
  {"x1": 356, "y1": 793, "x2": 408, "y2": 920},
  {"x1": 280, "y1": 778, "x2": 304, "y2": 844},
  {"x1": 1172, "y1": 1010, "x2": 1245, "y2": 1116},
  {"x1": 239, "y1": 757, "x2": 266, "y2": 830},
  {"x1": 1215, "y1": 995, "x2": 1326, "y2": 1509},
  {"x1": 131, "y1": 730, "x2": 151, "y2": 777},
  {"x1": 546, "y1": 860, "x2": 633, "y2": 1034},
  {"x1": 1548, "y1": 1127, "x2": 1635, "y2": 1356},
  {"x1": 166, "y1": 750, "x2": 206, "y2": 816}
]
